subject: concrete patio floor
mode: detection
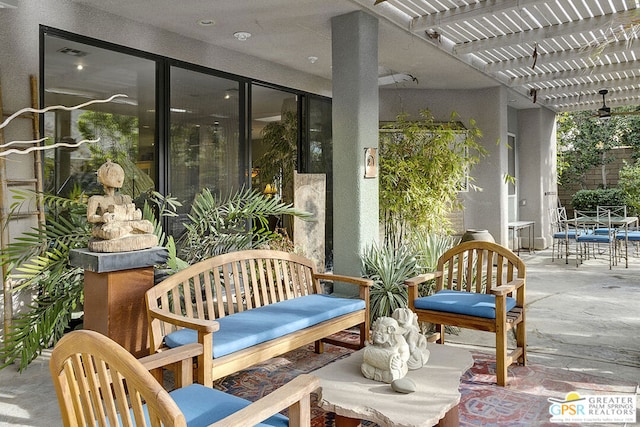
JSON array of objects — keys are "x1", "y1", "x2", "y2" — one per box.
[{"x1": 0, "y1": 247, "x2": 639, "y2": 426}]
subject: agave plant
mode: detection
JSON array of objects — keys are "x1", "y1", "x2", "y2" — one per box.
[
  {"x1": 0, "y1": 188, "x2": 177, "y2": 370},
  {"x1": 177, "y1": 187, "x2": 313, "y2": 264},
  {"x1": 409, "y1": 231, "x2": 460, "y2": 296},
  {"x1": 361, "y1": 243, "x2": 419, "y2": 323}
]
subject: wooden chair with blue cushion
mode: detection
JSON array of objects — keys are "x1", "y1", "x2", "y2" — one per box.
[
  {"x1": 50, "y1": 329, "x2": 320, "y2": 427},
  {"x1": 404, "y1": 240, "x2": 526, "y2": 386}
]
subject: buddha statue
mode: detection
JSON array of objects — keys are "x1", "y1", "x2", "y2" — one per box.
[
  {"x1": 86, "y1": 160, "x2": 158, "y2": 252},
  {"x1": 392, "y1": 307, "x2": 430, "y2": 370},
  {"x1": 361, "y1": 316, "x2": 410, "y2": 384}
]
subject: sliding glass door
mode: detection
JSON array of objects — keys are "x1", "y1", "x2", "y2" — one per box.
[{"x1": 166, "y1": 66, "x2": 244, "y2": 236}]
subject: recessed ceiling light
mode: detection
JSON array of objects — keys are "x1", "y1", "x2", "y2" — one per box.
[
  {"x1": 308, "y1": 56, "x2": 318, "y2": 64},
  {"x1": 76, "y1": 64, "x2": 84, "y2": 71},
  {"x1": 233, "y1": 31, "x2": 252, "y2": 41},
  {"x1": 198, "y1": 19, "x2": 215, "y2": 26}
]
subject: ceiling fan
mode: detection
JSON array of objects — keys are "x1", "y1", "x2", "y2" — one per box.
[{"x1": 594, "y1": 89, "x2": 640, "y2": 119}]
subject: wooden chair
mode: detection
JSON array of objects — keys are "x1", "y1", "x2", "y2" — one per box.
[
  {"x1": 50, "y1": 330, "x2": 320, "y2": 427},
  {"x1": 404, "y1": 240, "x2": 526, "y2": 386}
]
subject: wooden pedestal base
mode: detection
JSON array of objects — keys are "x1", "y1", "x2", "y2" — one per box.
[{"x1": 83, "y1": 267, "x2": 153, "y2": 358}]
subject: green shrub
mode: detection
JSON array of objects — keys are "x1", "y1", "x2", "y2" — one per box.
[
  {"x1": 618, "y1": 161, "x2": 640, "y2": 216},
  {"x1": 571, "y1": 188, "x2": 626, "y2": 211}
]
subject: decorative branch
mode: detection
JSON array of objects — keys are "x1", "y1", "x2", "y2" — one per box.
[
  {"x1": 0, "y1": 138, "x2": 100, "y2": 157},
  {"x1": 0, "y1": 93, "x2": 128, "y2": 129},
  {"x1": 0, "y1": 94, "x2": 127, "y2": 156}
]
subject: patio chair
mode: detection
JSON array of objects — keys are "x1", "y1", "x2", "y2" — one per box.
[
  {"x1": 593, "y1": 205, "x2": 628, "y2": 235},
  {"x1": 575, "y1": 209, "x2": 616, "y2": 269},
  {"x1": 49, "y1": 330, "x2": 319, "y2": 427},
  {"x1": 404, "y1": 240, "x2": 526, "y2": 386},
  {"x1": 549, "y1": 206, "x2": 578, "y2": 263}
]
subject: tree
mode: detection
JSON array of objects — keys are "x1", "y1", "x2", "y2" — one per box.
[
  {"x1": 378, "y1": 110, "x2": 485, "y2": 251},
  {"x1": 557, "y1": 109, "x2": 640, "y2": 188},
  {"x1": 77, "y1": 111, "x2": 153, "y2": 198}
]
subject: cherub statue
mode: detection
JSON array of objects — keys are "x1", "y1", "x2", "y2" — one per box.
[
  {"x1": 392, "y1": 307, "x2": 430, "y2": 370},
  {"x1": 86, "y1": 160, "x2": 158, "y2": 252},
  {"x1": 361, "y1": 316, "x2": 410, "y2": 383}
]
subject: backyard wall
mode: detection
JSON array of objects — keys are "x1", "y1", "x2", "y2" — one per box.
[{"x1": 558, "y1": 147, "x2": 633, "y2": 215}]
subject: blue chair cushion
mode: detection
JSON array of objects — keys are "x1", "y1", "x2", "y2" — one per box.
[
  {"x1": 616, "y1": 231, "x2": 640, "y2": 240},
  {"x1": 593, "y1": 228, "x2": 612, "y2": 235},
  {"x1": 576, "y1": 234, "x2": 611, "y2": 243},
  {"x1": 164, "y1": 294, "x2": 366, "y2": 357},
  {"x1": 169, "y1": 384, "x2": 288, "y2": 427},
  {"x1": 414, "y1": 289, "x2": 517, "y2": 319},
  {"x1": 553, "y1": 230, "x2": 578, "y2": 239}
]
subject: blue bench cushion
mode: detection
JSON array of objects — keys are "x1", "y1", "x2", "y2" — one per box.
[
  {"x1": 164, "y1": 294, "x2": 366, "y2": 358},
  {"x1": 414, "y1": 289, "x2": 517, "y2": 319}
]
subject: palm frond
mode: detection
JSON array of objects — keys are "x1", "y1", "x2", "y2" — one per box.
[{"x1": 178, "y1": 187, "x2": 312, "y2": 264}]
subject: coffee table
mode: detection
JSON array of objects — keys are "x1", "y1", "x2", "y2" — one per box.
[{"x1": 312, "y1": 344, "x2": 473, "y2": 427}]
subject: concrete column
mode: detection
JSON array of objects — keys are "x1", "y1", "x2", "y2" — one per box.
[
  {"x1": 518, "y1": 107, "x2": 557, "y2": 249},
  {"x1": 331, "y1": 11, "x2": 379, "y2": 294}
]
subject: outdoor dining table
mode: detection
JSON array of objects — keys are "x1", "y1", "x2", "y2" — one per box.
[{"x1": 563, "y1": 215, "x2": 639, "y2": 268}]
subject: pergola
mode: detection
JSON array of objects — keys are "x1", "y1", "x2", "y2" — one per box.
[
  {"x1": 370, "y1": 0, "x2": 640, "y2": 113},
  {"x1": 58, "y1": 0, "x2": 640, "y2": 115}
]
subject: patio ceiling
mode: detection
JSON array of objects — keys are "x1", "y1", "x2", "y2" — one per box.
[
  {"x1": 367, "y1": 0, "x2": 640, "y2": 113},
  {"x1": 71, "y1": 0, "x2": 640, "y2": 114}
]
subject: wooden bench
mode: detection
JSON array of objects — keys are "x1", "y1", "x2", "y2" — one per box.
[{"x1": 146, "y1": 249, "x2": 371, "y2": 387}]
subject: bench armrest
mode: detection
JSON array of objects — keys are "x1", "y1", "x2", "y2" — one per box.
[
  {"x1": 208, "y1": 374, "x2": 320, "y2": 427},
  {"x1": 314, "y1": 273, "x2": 373, "y2": 288},
  {"x1": 139, "y1": 342, "x2": 203, "y2": 387},
  {"x1": 138, "y1": 343, "x2": 203, "y2": 371},
  {"x1": 490, "y1": 278, "x2": 525, "y2": 296},
  {"x1": 148, "y1": 307, "x2": 220, "y2": 333},
  {"x1": 403, "y1": 271, "x2": 442, "y2": 288}
]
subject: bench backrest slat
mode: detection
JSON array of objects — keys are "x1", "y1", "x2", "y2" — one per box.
[{"x1": 435, "y1": 242, "x2": 525, "y2": 295}]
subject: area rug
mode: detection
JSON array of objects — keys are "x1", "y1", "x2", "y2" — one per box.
[{"x1": 213, "y1": 338, "x2": 638, "y2": 427}]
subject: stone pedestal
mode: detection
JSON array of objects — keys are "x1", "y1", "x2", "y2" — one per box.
[{"x1": 70, "y1": 247, "x2": 168, "y2": 357}]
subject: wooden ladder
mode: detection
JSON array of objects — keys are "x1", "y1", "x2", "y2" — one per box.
[{"x1": 0, "y1": 75, "x2": 45, "y2": 341}]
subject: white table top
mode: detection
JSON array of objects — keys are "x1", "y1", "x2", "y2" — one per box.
[{"x1": 312, "y1": 344, "x2": 474, "y2": 427}]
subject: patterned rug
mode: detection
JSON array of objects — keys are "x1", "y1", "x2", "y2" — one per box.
[{"x1": 213, "y1": 338, "x2": 638, "y2": 426}]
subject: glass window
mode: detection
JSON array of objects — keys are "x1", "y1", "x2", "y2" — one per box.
[
  {"x1": 42, "y1": 29, "x2": 332, "y2": 253},
  {"x1": 43, "y1": 34, "x2": 156, "y2": 201},
  {"x1": 167, "y1": 66, "x2": 243, "y2": 236},
  {"x1": 250, "y1": 85, "x2": 298, "y2": 201},
  {"x1": 305, "y1": 97, "x2": 333, "y2": 269}
]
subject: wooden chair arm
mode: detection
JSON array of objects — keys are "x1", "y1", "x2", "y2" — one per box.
[
  {"x1": 208, "y1": 374, "x2": 320, "y2": 427},
  {"x1": 313, "y1": 273, "x2": 373, "y2": 288},
  {"x1": 403, "y1": 271, "x2": 442, "y2": 288},
  {"x1": 490, "y1": 278, "x2": 525, "y2": 296},
  {"x1": 138, "y1": 343, "x2": 203, "y2": 372},
  {"x1": 148, "y1": 307, "x2": 220, "y2": 333}
]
